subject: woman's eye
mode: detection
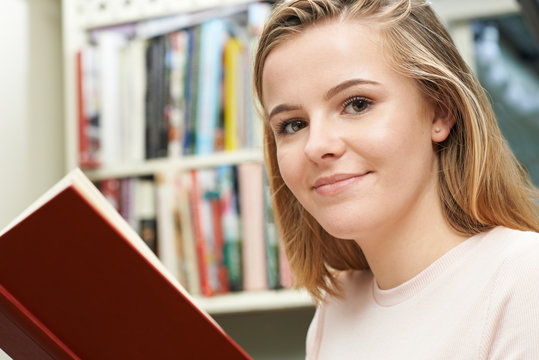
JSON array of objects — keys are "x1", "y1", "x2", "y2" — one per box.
[
  {"x1": 280, "y1": 120, "x2": 307, "y2": 135},
  {"x1": 343, "y1": 97, "x2": 371, "y2": 114}
]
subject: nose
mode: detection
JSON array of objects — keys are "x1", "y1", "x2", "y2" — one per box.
[{"x1": 304, "y1": 116, "x2": 345, "y2": 163}]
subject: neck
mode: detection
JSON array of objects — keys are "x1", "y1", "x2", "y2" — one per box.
[{"x1": 355, "y1": 189, "x2": 467, "y2": 290}]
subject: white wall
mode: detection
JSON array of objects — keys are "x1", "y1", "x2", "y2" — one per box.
[{"x1": 0, "y1": 0, "x2": 64, "y2": 230}]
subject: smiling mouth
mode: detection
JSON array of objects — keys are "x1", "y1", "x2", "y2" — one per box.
[{"x1": 312, "y1": 172, "x2": 371, "y2": 194}]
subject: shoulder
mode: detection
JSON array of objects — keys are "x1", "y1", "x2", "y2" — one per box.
[
  {"x1": 496, "y1": 227, "x2": 539, "y2": 285},
  {"x1": 479, "y1": 226, "x2": 539, "y2": 317},
  {"x1": 476, "y1": 227, "x2": 539, "y2": 288},
  {"x1": 482, "y1": 226, "x2": 539, "y2": 269},
  {"x1": 479, "y1": 227, "x2": 539, "y2": 357}
]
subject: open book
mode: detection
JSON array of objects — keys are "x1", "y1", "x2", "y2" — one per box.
[{"x1": 0, "y1": 169, "x2": 250, "y2": 359}]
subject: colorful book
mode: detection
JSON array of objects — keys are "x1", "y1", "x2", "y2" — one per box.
[
  {"x1": 238, "y1": 163, "x2": 268, "y2": 291},
  {"x1": 209, "y1": 190, "x2": 230, "y2": 294},
  {"x1": 76, "y1": 47, "x2": 101, "y2": 168},
  {"x1": 190, "y1": 170, "x2": 212, "y2": 296},
  {"x1": 95, "y1": 31, "x2": 126, "y2": 165},
  {"x1": 223, "y1": 37, "x2": 244, "y2": 151},
  {"x1": 195, "y1": 19, "x2": 228, "y2": 154},
  {"x1": 156, "y1": 172, "x2": 181, "y2": 282},
  {"x1": 173, "y1": 172, "x2": 201, "y2": 296},
  {"x1": 263, "y1": 170, "x2": 281, "y2": 289},
  {"x1": 122, "y1": 38, "x2": 147, "y2": 163},
  {"x1": 134, "y1": 177, "x2": 158, "y2": 253},
  {"x1": 218, "y1": 165, "x2": 243, "y2": 291},
  {"x1": 0, "y1": 169, "x2": 251, "y2": 359},
  {"x1": 198, "y1": 170, "x2": 221, "y2": 295},
  {"x1": 145, "y1": 36, "x2": 168, "y2": 159},
  {"x1": 183, "y1": 27, "x2": 200, "y2": 155},
  {"x1": 165, "y1": 30, "x2": 189, "y2": 158}
]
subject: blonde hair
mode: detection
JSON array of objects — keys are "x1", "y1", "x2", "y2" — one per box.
[{"x1": 253, "y1": 0, "x2": 539, "y2": 302}]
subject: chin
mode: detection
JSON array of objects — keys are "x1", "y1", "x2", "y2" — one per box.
[{"x1": 317, "y1": 218, "x2": 363, "y2": 241}]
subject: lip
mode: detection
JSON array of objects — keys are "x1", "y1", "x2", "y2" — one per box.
[{"x1": 312, "y1": 172, "x2": 371, "y2": 195}]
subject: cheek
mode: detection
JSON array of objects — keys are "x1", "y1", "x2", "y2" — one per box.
[{"x1": 276, "y1": 145, "x2": 305, "y2": 195}]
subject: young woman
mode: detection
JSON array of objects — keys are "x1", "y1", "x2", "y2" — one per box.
[{"x1": 253, "y1": 0, "x2": 539, "y2": 358}]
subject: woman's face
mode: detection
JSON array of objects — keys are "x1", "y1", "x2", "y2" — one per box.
[{"x1": 262, "y1": 20, "x2": 449, "y2": 241}]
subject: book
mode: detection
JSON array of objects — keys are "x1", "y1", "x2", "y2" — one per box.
[
  {"x1": 76, "y1": 47, "x2": 101, "y2": 169},
  {"x1": 0, "y1": 169, "x2": 251, "y2": 360},
  {"x1": 165, "y1": 30, "x2": 189, "y2": 158},
  {"x1": 218, "y1": 165, "x2": 243, "y2": 291},
  {"x1": 95, "y1": 31, "x2": 126, "y2": 165},
  {"x1": 263, "y1": 170, "x2": 281, "y2": 289},
  {"x1": 189, "y1": 169, "x2": 212, "y2": 296},
  {"x1": 133, "y1": 177, "x2": 158, "y2": 253},
  {"x1": 238, "y1": 163, "x2": 268, "y2": 291},
  {"x1": 173, "y1": 172, "x2": 201, "y2": 295},
  {"x1": 122, "y1": 38, "x2": 147, "y2": 164},
  {"x1": 145, "y1": 35, "x2": 169, "y2": 159},
  {"x1": 195, "y1": 18, "x2": 228, "y2": 154},
  {"x1": 156, "y1": 172, "x2": 181, "y2": 281},
  {"x1": 223, "y1": 37, "x2": 244, "y2": 151}
]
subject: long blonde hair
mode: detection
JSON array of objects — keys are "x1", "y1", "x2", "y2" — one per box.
[{"x1": 253, "y1": 0, "x2": 539, "y2": 302}]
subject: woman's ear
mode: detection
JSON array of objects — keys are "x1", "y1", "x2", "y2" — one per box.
[{"x1": 431, "y1": 100, "x2": 455, "y2": 143}]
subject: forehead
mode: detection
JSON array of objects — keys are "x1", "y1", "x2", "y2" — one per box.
[{"x1": 261, "y1": 19, "x2": 393, "y2": 107}]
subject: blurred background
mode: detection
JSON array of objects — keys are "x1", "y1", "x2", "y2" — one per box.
[{"x1": 0, "y1": 0, "x2": 537, "y2": 359}]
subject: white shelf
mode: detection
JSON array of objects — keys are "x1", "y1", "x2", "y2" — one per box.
[
  {"x1": 194, "y1": 289, "x2": 314, "y2": 315},
  {"x1": 72, "y1": 0, "x2": 254, "y2": 30},
  {"x1": 431, "y1": 0, "x2": 518, "y2": 22},
  {"x1": 83, "y1": 148, "x2": 263, "y2": 181}
]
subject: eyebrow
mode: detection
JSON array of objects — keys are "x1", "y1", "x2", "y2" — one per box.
[
  {"x1": 268, "y1": 104, "x2": 303, "y2": 121},
  {"x1": 324, "y1": 78, "x2": 380, "y2": 101},
  {"x1": 267, "y1": 78, "x2": 379, "y2": 121}
]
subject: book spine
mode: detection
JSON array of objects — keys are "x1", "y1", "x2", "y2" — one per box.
[
  {"x1": 96, "y1": 32, "x2": 125, "y2": 165},
  {"x1": 182, "y1": 27, "x2": 200, "y2": 156},
  {"x1": 124, "y1": 38, "x2": 147, "y2": 163},
  {"x1": 77, "y1": 47, "x2": 101, "y2": 168},
  {"x1": 238, "y1": 163, "x2": 267, "y2": 291},
  {"x1": 120, "y1": 177, "x2": 139, "y2": 232},
  {"x1": 198, "y1": 170, "x2": 220, "y2": 295},
  {"x1": 263, "y1": 171, "x2": 281, "y2": 289},
  {"x1": 166, "y1": 31, "x2": 188, "y2": 158},
  {"x1": 209, "y1": 191, "x2": 229, "y2": 294},
  {"x1": 174, "y1": 172, "x2": 201, "y2": 295},
  {"x1": 223, "y1": 38, "x2": 243, "y2": 151},
  {"x1": 134, "y1": 178, "x2": 158, "y2": 253},
  {"x1": 76, "y1": 51, "x2": 89, "y2": 168},
  {"x1": 279, "y1": 243, "x2": 293, "y2": 289},
  {"x1": 218, "y1": 165, "x2": 242, "y2": 291},
  {"x1": 195, "y1": 19, "x2": 227, "y2": 155},
  {"x1": 190, "y1": 170, "x2": 212, "y2": 296},
  {"x1": 156, "y1": 173, "x2": 180, "y2": 281},
  {"x1": 145, "y1": 36, "x2": 168, "y2": 159}
]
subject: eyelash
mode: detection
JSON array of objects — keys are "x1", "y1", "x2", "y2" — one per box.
[
  {"x1": 341, "y1": 96, "x2": 373, "y2": 114},
  {"x1": 276, "y1": 118, "x2": 305, "y2": 135},
  {"x1": 273, "y1": 95, "x2": 373, "y2": 136}
]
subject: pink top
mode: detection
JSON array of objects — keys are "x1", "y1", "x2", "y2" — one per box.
[{"x1": 306, "y1": 227, "x2": 539, "y2": 359}]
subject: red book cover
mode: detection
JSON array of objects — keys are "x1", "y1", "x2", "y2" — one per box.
[{"x1": 0, "y1": 169, "x2": 250, "y2": 360}]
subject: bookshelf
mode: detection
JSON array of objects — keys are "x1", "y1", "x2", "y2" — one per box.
[
  {"x1": 84, "y1": 148, "x2": 263, "y2": 180},
  {"x1": 61, "y1": 0, "x2": 518, "y2": 322},
  {"x1": 195, "y1": 288, "x2": 312, "y2": 315},
  {"x1": 61, "y1": 0, "x2": 314, "y2": 315}
]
